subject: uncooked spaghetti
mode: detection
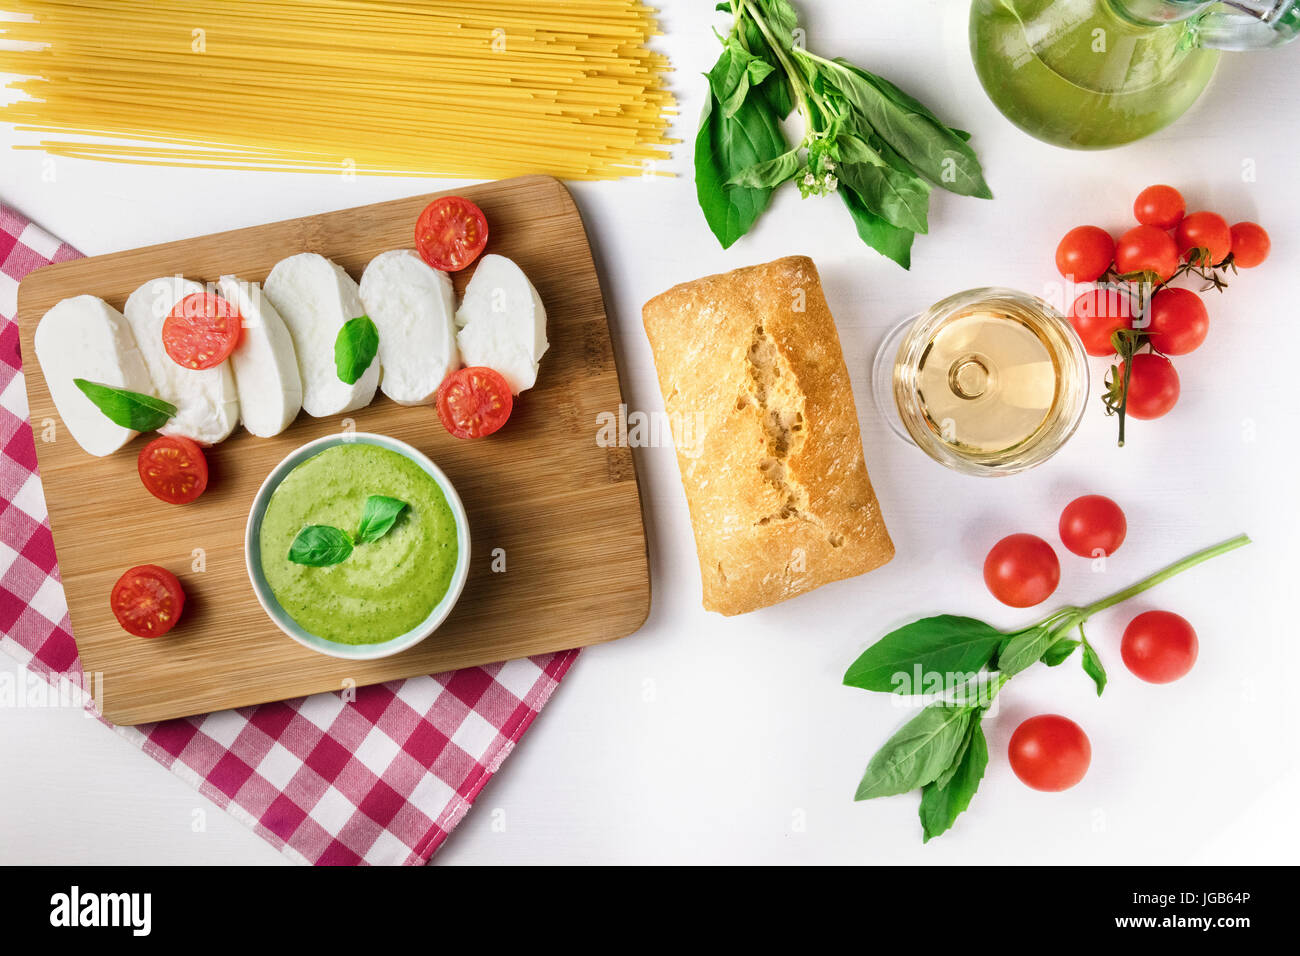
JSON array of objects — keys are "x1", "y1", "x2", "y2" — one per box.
[{"x1": 0, "y1": 0, "x2": 676, "y2": 180}]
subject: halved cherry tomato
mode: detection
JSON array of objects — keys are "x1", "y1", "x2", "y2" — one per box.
[
  {"x1": 1055, "y1": 226, "x2": 1114, "y2": 283},
  {"x1": 1008, "y1": 715, "x2": 1091, "y2": 792},
  {"x1": 1175, "y1": 211, "x2": 1232, "y2": 266},
  {"x1": 983, "y1": 533, "x2": 1060, "y2": 608},
  {"x1": 1117, "y1": 353, "x2": 1180, "y2": 420},
  {"x1": 1132, "y1": 184, "x2": 1185, "y2": 230},
  {"x1": 162, "y1": 292, "x2": 242, "y2": 370},
  {"x1": 416, "y1": 196, "x2": 489, "y2": 272},
  {"x1": 1145, "y1": 287, "x2": 1208, "y2": 356},
  {"x1": 138, "y1": 435, "x2": 209, "y2": 505},
  {"x1": 436, "y1": 366, "x2": 513, "y2": 439},
  {"x1": 1229, "y1": 222, "x2": 1270, "y2": 268},
  {"x1": 1114, "y1": 225, "x2": 1179, "y2": 281},
  {"x1": 1068, "y1": 288, "x2": 1134, "y2": 357},
  {"x1": 110, "y1": 565, "x2": 185, "y2": 638}
]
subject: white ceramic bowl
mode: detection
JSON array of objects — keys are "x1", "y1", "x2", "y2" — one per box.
[{"x1": 245, "y1": 433, "x2": 471, "y2": 660}]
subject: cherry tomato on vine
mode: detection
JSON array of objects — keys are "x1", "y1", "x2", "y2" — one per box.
[
  {"x1": 1059, "y1": 494, "x2": 1127, "y2": 558},
  {"x1": 1055, "y1": 226, "x2": 1115, "y2": 283},
  {"x1": 1008, "y1": 715, "x2": 1092, "y2": 792},
  {"x1": 1121, "y1": 610, "x2": 1198, "y2": 684},
  {"x1": 1133, "y1": 184, "x2": 1185, "y2": 230},
  {"x1": 1117, "y1": 353, "x2": 1180, "y2": 420},
  {"x1": 1068, "y1": 288, "x2": 1133, "y2": 357},
  {"x1": 1229, "y1": 222, "x2": 1270, "y2": 268},
  {"x1": 983, "y1": 533, "x2": 1060, "y2": 608},
  {"x1": 1114, "y1": 225, "x2": 1179, "y2": 281},
  {"x1": 1175, "y1": 211, "x2": 1232, "y2": 266},
  {"x1": 1145, "y1": 287, "x2": 1208, "y2": 356}
]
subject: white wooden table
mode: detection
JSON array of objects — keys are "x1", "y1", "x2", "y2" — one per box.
[{"x1": 2, "y1": 0, "x2": 1297, "y2": 864}]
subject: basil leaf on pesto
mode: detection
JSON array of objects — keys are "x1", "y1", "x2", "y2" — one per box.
[
  {"x1": 288, "y1": 525, "x2": 353, "y2": 567},
  {"x1": 73, "y1": 378, "x2": 176, "y2": 431},
  {"x1": 355, "y1": 495, "x2": 409, "y2": 545},
  {"x1": 334, "y1": 315, "x2": 379, "y2": 385}
]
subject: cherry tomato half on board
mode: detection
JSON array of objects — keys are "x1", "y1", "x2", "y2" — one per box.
[
  {"x1": 1059, "y1": 494, "x2": 1127, "y2": 558},
  {"x1": 1121, "y1": 610, "x2": 1198, "y2": 684},
  {"x1": 983, "y1": 533, "x2": 1060, "y2": 608},
  {"x1": 138, "y1": 435, "x2": 209, "y2": 505},
  {"x1": 162, "y1": 292, "x2": 242, "y2": 370},
  {"x1": 1008, "y1": 715, "x2": 1091, "y2": 792},
  {"x1": 416, "y1": 196, "x2": 490, "y2": 272},
  {"x1": 436, "y1": 366, "x2": 513, "y2": 439},
  {"x1": 110, "y1": 565, "x2": 185, "y2": 638}
]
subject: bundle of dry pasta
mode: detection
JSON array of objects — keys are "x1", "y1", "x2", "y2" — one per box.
[{"x1": 0, "y1": 0, "x2": 675, "y2": 180}]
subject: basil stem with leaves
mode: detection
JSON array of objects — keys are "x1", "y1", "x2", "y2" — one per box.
[
  {"x1": 696, "y1": 0, "x2": 991, "y2": 267},
  {"x1": 848, "y1": 534, "x2": 1250, "y2": 841}
]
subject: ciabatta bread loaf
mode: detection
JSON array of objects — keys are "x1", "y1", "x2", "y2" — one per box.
[{"x1": 642, "y1": 256, "x2": 894, "y2": 616}]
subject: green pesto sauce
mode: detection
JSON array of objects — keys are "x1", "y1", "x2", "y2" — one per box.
[{"x1": 260, "y1": 443, "x2": 457, "y2": 644}]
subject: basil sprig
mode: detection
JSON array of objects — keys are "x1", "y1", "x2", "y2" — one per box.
[
  {"x1": 73, "y1": 378, "x2": 176, "y2": 431},
  {"x1": 697, "y1": 0, "x2": 991, "y2": 267},
  {"x1": 846, "y1": 535, "x2": 1251, "y2": 841},
  {"x1": 355, "y1": 495, "x2": 408, "y2": 544},
  {"x1": 286, "y1": 494, "x2": 409, "y2": 567},
  {"x1": 334, "y1": 315, "x2": 379, "y2": 385}
]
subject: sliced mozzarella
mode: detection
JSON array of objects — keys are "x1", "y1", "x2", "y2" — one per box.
[
  {"x1": 454, "y1": 254, "x2": 548, "y2": 395},
  {"x1": 217, "y1": 275, "x2": 303, "y2": 437},
  {"x1": 263, "y1": 253, "x2": 379, "y2": 418},
  {"x1": 359, "y1": 249, "x2": 459, "y2": 406},
  {"x1": 123, "y1": 276, "x2": 240, "y2": 445},
  {"x1": 34, "y1": 295, "x2": 155, "y2": 457}
]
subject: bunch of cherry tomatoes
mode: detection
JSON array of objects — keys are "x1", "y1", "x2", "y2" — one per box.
[
  {"x1": 1055, "y1": 185, "x2": 1270, "y2": 444},
  {"x1": 983, "y1": 494, "x2": 1199, "y2": 793}
]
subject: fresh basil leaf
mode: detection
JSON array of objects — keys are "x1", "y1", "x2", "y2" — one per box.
[
  {"x1": 727, "y1": 149, "x2": 801, "y2": 189},
  {"x1": 355, "y1": 495, "x2": 409, "y2": 545},
  {"x1": 72, "y1": 379, "x2": 176, "y2": 432},
  {"x1": 334, "y1": 315, "x2": 379, "y2": 386},
  {"x1": 838, "y1": 159, "x2": 931, "y2": 234},
  {"x1": 288, "y1": 525, "x2": 353, "y2": 567},
  {"x1": 694, "y1": 76, "x2": 787, "y2": 249},
  {"x1": 824, "y1": 60, "x2": 992, "y2": 199},
  {"x1": 752, "y1": 0, "x2": 799, "y2": 50},
  {"x1": 854, "y1": 702, "x2": 973, "y2": 801},
  {"x1": 996, "y1": 625, "x2": 1066, "y2": 677},
  {"x1": 844, "y1": 615, "x2": 1004, "y2": 694},
  {"x1": 738, "y1": 16, "x2": 794, "y2": 118},
  {"x1": 919, "y1": 712, "x2": 989, "y2": 843},
  {"x1": 1042, "y1": 638, "x2": 1080, "y2": 667},
  {"x1": 1081, "y1": 638, "x2": 1108, "y2": 697},
  {"x1": 840, "y1": 184, "x2": 914, "y2": 269}
]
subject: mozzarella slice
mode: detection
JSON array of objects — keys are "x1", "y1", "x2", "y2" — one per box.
[
  {"x1": 359, "y1": 249, "x2": 459, "y2": 406},
  {"x1": 218, "y1": 275, "x2": 303, "y2": 437},
  {"x1": 33, "y1": 295, "x2": 156, "y2": 457},
  {"x1": 123, "y1": 276, "x2": 240, "y2": 445},
  {"x1": 263, "y1": 253, "x2": 379, "y2": 417},
  {"x1": 454, "y1": 254, "x2": 548, "y2": 395}
]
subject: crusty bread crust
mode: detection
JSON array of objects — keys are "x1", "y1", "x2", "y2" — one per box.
[{"x1": 642, "y1": 255, "x2": 894, "y2": 616}]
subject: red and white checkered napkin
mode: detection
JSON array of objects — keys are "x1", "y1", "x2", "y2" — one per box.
[{"x1": 0, "y1": 202, "x2": 578, "y2": 865}]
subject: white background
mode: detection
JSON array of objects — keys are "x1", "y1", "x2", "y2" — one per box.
[{"x1": 2, "y1": 0, "x2": 1297, "y2": 865}]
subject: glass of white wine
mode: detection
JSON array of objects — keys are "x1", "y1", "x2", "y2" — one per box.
[{"x1": 872, "y1": 288, "x2": 1089, "y2": 476}]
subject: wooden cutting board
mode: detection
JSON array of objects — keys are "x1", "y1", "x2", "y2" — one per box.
[{"x1": 16, "y1": 175, "x2": 650, "y2": 725}]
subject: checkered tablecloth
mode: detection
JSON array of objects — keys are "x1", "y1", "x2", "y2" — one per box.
[{"x1": 0, "y1": 202, "x2": 578, "y2": 865}]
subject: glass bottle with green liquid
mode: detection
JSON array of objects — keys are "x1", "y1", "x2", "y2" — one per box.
[{"x1": 970, "y1": 0, "x2": 1300, "y2": 148}]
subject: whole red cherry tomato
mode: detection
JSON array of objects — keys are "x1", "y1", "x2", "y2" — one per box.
[
  {"x1": 1008, "y1": 715, "x2": 1091, "y2": 792},
  {"x1": 1133, "y1": 184, "x2": 1185, "y2": 230},
  {"x1": 1121, "y1": 610, "x2": 1198, "y2": 684},
  {"x1": 983, "y1": 533, "x2": 1060, "y2": 608},
  {"x1": 1055, "y1": 226, "x2": 1115, "y2": 283},
  {"x1": 1115, "y1": 225, "x2": 1179, "y2": 281},
  {"x1": 1145, "y1": 287, "x2": 1208, "y2": 356},
  {"x1": 1228, "y1": 222, "x2": 1270, "y2": 268},
  {"x1": 1059, "y1": 494, "x2": 1127, "y2": 558},
  {"x1": 1117, "y1": 353, "x2": 1180, "y2": 420},
  {"x1": 1068, "y1": 288, "x2": 1134, "y2": 357},
  {"x1": 1175, "y1": 211, "x2": 1232, "y2": 266}
]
